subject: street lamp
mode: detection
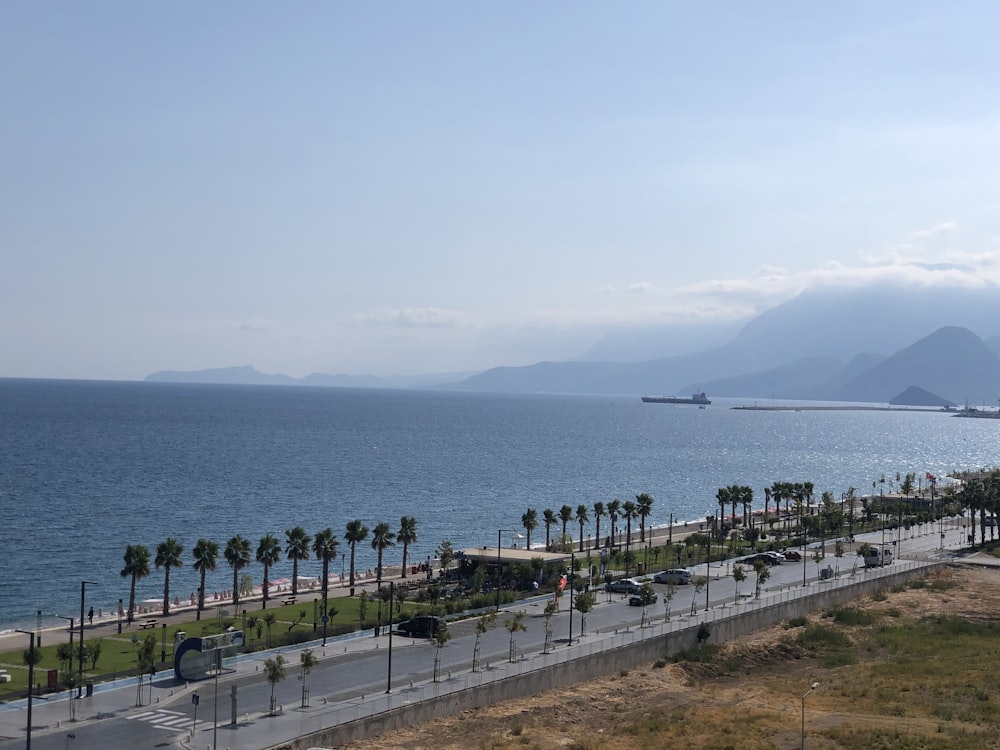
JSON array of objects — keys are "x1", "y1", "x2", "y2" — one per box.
[
  {"x1": 79, "y1": 581, "x2": 98, "y2": 684},
  {"x1": 15, "y1": 629, "x2": 36, "y2": 749},
  {"x1": 801, "y1": 681, "x2": 819, "y2": 750},
  {"x1": 117, "y1": 598, "x2": 123, "y2": 634},
  {"x1": 567, "y1": 553, "x2": 575, "y2": 646}
]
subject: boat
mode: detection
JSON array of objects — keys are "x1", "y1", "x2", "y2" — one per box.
[{"x1": 641, "y1": 392, "x2": 711, "y2": 405}]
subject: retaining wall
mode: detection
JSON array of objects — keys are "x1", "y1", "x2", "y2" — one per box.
[{"x1": 269, "y1": 564, "x2": 936, "y2": 750}]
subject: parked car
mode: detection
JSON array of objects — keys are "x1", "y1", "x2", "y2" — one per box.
[
  {"x1": 396, "y1": 616, "x2": 445, "y2": 637},
  {"x1": 605, "y1": 578, "x2": 642, "y2": 594},
  {"x1": 654, "y1": 568, "x2": 693, "y2": 585},
  {"x1": 629, "y1": 591, "x2": 658, "y2": 606},
  {"x1": 741, "y1": 552, "x2": 782, "y2": 567},
  {"x1": 781, "y1": 549, "x2": 802, "y2": 561},
  {"x1": 763, "y1": 551, "x2": 786, "y2": 564}
]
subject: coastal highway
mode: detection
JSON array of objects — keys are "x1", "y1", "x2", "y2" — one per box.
[{"x1": 0, "y1": 520, "x2": 962, "y2": 750}]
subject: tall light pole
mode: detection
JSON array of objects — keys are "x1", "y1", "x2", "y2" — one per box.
[
  {"x1": 496, "y1": 529, "x2": 502, "y2": 612},
  {"x1": 79, "y1": 581, "x2": 98, "y2": 684},
  {"x1": 567, "y1": 553, "x2": 575, "y2": 646},
  {"x1": 15, "y1": 629, "x2": 36, "y2": 749},
  {"x1": 385, "y1": 581, "x2": 394, "y2": 694},
  {"x1": 801, "y1": 681, "x2": 819, "y2": 750}
]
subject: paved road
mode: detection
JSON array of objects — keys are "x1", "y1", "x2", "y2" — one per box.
[{"x1": 0, "y1": 517, "x2": 973, "y2": 750}]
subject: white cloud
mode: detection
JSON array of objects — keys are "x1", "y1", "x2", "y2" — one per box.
[
  {"x1": 628, "y1": 282, "x2": 654, "y2": 294},
  {"x1": 910, "y1": 222, "x2": 958, "y2": 239},
  {"x1": 350, "y1": 307, "x2": 471, "y2": 328}
]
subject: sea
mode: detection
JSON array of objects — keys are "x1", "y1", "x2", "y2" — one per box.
[{"x1": 1, "y1": 378, "x2": 997, "y2": 633}]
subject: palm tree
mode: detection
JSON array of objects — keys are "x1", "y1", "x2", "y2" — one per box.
[
  {"x1": 224, "y1": 534, "x2": 251, "y2": 606},
  {"x1": 715, "y1": 486, "x2": 731, "y2": 540},
  {"x1": 120, "y1": 544, "x2": 151, "y2": 624},
  {"x1": 542, "y1": 509, "x2": 557, "y2": 549},
  {"x1": 284, "y1": 526, "x2": 312, "y2": 597},
  {"x1": 607, "y1": 499, "x2": 622, "y2": 549},
  {"x1": 575, "y1": 504, "x2": 589, "y2": 552},
  {"x1": 592, "y1": 501, "x2": 606, "y2": 549},
  {"x1": 344, "y1": 520, "x2": 369, "y2": 596},
  {"x1": 559, "y1": 504, "x2": 574, "y2": 547},
  {"x1": 154, "y1": 537, "x2": 184, "y2": 617},
  {"x1": 371, "y1": 521, "x2": 396, "y2": 585},
  {"x1": 622, "y1": 500, "x2": 638, "y2": 568},
  {"x1": 192, "y1": 538, "x2": 218, "y2": 621},
  {"x1": 521, "y1": 508, "x2": 538, "y2": 550},
  {"x1": 636, "y1": 493, "x2": 654, "y2": 543},
  {"x1": 312, "y1": 528, "x2": 339, "y2": 602},
  {"x1": 397, "y1": 516, "x2": 417, "y2": 578},
  {"x1": 740, "y1": 486, "x2": 754, "y2": 530},
  {"x1": 256, "y1": 533, "x2": 282, "y2": 609}
]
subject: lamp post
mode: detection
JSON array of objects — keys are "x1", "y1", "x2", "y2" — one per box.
[
  {"x1": 385, "y1": 581, "x2": 394, "y2": 694},
  {"x1": 15, "y1": 629, "x2": 36, "y2": 749},
  {"x1": 79, "y1": 581, "x2": 98, "y2": 684},
  {"x1": 55, "y1": 616, "x2": 75, "y2": 674},
  {"x1": 117, "y1": 598, "x2": 123, "y2": 634},
  {"x1": 801, "y1": 681, "x2": 819, "y2": 750},
  {"x1": 496, "y1": 529, "x2": 502, "y2": 612},
  {"x1": 567, "y1": 553, "x2": 575, "y2": 646},
  {"x1": 704, "y1": 533, "x2": 711, "y2": 612}
]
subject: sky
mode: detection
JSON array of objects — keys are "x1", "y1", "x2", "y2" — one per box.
[{"x1": 4, "y1": 2, "x2": 1000, "y2": 380}]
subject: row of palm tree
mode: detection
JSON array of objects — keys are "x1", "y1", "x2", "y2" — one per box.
[
  {"x1": 521, "y1": 494, "x2": 656, "y2": 552},
  {"x1": 119, "y1": 516, "x2": 420, "y2": 620}
]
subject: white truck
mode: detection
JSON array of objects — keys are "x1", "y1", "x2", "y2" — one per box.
[{"x1": 864, "y1": 546, "x2": 893, "y2": 568}]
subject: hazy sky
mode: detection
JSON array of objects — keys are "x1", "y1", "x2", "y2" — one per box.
[{"x1": 4, "y1": 2, "x2": 1000, "y2": 380}]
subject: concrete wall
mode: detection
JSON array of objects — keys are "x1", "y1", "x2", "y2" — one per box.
[{"x1": 269, "y1": 564, "x2": 935, "y2": 750}]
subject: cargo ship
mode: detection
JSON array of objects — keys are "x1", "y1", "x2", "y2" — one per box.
[{"x1": 641, "y1": 392, "x2": 711, "y2": 405}]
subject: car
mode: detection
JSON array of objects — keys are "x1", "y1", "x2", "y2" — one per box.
[
  {"x1": 740, "y1": 553, "x2": 782, "y2": 567},
  {"x1": 762, "y1": 551, "x2": 786, "y2": 564},
  {"x1": 396, "y1": 615, "x2": 445, "y2": 637},
  {"x1": 782, "y1": 549, "x2": 802, "y2": 561},
  {"x1": 653, "y1": 568, "x2": 693, "y2": 585},
  {"x1": 605, "y1": 578, "x2": 642, "y2": 594},
  {"x1": 629, "y1": 592, "x2": 658, "y2": 606}
]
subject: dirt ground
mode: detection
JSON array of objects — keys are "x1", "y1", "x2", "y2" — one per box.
[{"x1": 347, "y1": 565, "x2": 1000, "y2": 750}]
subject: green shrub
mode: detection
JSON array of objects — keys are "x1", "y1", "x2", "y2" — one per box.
[
  {"x1": 796, "y1": 623, "x2": 850, "y2": 649},
  {"x1": 825, "y1": 606, "x2": 876, "y2": 626},
  {"x1": 785, "y1": 616, "x2": 808, "y2": 629}
]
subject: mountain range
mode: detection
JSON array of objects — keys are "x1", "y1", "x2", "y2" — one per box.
[{"x1": 147, "y1": 284, "x2": 1000, "y2": 406}]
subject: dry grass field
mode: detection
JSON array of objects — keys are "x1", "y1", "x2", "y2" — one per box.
[{"x1": 350, "y1": 565, "x2": 1000, "y2": 750}]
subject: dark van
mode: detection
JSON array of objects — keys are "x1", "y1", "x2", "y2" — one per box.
[{"x1": 396, "y1": 616, "x2": 445, "y2": 637}]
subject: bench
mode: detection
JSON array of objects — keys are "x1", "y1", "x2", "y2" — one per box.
[{"x1": 139, "y1": 621, "x2": 158, "y2": 630}]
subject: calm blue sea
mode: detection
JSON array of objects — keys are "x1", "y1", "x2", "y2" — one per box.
[{"x1": 1, "y1": 378, "x2": 997, "y2": 631}]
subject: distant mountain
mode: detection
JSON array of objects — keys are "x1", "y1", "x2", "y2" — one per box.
[
  {"x1": 889, "y1": 386, "x2": 955, "y2": 408},
  {"x1": 145, "y1": 365, "x2": 474, "y2": 390},
  {"x1": 448, "y1": 284, "x2": 1000, "y2": 400},
  {"x1": 831, "y1": 326, "x2": 1000, "y2": 405}
]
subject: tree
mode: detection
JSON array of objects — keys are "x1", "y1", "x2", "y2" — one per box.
[
  {"x1": 224, "y1": 534, "x2": 251, "y2": 606},
  {"x1": 752, "y1": 558, "x2": 770, "y2": 598},
  {"x1": 607, "y1": 499, "x2": 621, "y2": 549},
  {"x1": 622, "y1": 500, "x2": 638, "y2": 571},
  {"x1": 437, "y1": 540, "x2": 455, "y2": 576},
  {"x1": 192, "y1": 538, "x2": 218, "y2": 621},
  {"x1": 662, "y1": 581, "x2": 677, "y2": 621},
  {"x1": 263, "y1": 612, "x2": 276, "y2": 648},
  {"x1": 592, "y1": 501, "x2": 606, "y2": 549},
  {"x1": 574, "y1": 590, "x2": 596, "y2": 636},
  {"x1": 371, "y1": 521, "x2": 396, "y2": 585},
  {"x1": 505, "y1": 611, "x2": 526, "y2": 663},
  {"x1": 312, "y1": 528, "x2": 339, "y2": 605},
  {"x1": 543, "y1": 509, "x2": 557, "y2": 549},
  {"x1": 636, "y1": 582, "x2": 656, "y2": 627},
  {"x1": 636, "y1": 493, "x2": 654, "y2": 543},
  {"x1": 344, "y1": 520, "x2": 369, "y2": 595},
  {"x1": 542, "y1": 599, "x2": 558, "y2": 653},
  {"x1": 432, "y1": 621, "x2": 452, "y2": 682},
  {"x1": 575, "y1": 504, "x2": 589, "y2": 552},
  {"x1": 134, "y1": 635, "x2": 156, "y2": 707},
  {"x1": 521, "y1": 508, "x2": 538, "y2": 550},
  {"x1": 154, "y1": 537, "x2": 184, "y2": 617},
  {"x1": 397, "y1": 516, "x2": 417, "y2": 578},
  {"x1": 300, "y1": 649, "x2": 317, "y2": 707},
  {"x1": 733, "y1": 563, "x2": 747, "y2": 604},
  {"x1": 559, "y1": 504, "x2": 574, "y2": 547},
  {"x1": 120, "y1": 544, "x2": 151, "y2": 624},
  {"x1": 472, "y1": 610, "x2": 497, "y2": 671},
  {"x1": 284, "y1": 526, "x2": 312, "y2": 597},
  {"x1": 246, "y1": 615, "x2": 260, "y2": 648},
  {"x1": 256, "y1": 533, "x2": 281, "y2": 609},
  {"x1": 263, "y1": 654, "x2": 286, "y2": 715}
]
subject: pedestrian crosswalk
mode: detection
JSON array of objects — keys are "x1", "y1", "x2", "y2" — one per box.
[{"x1": 128, "y1": 708, "x2": 213, "y2": 732}]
